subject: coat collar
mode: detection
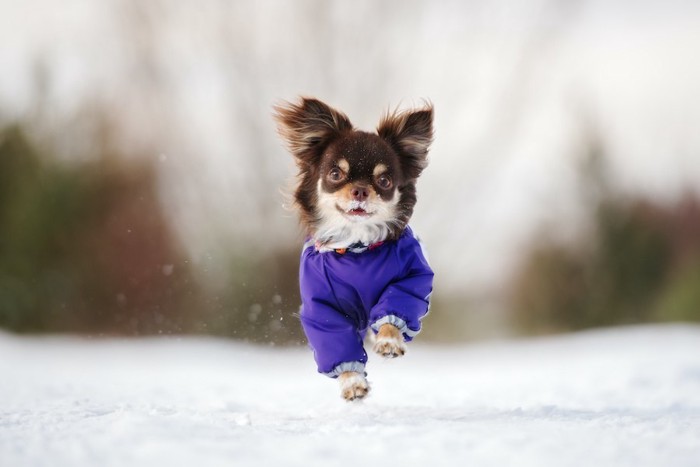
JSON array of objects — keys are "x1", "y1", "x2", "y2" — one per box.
[{"x1": 306, "y1": 239, "x2": 385, "y2": 254}]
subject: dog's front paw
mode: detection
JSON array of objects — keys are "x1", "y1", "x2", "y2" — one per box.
[
  {"x1": 373, "y1": 323, "x2": 406, "y2": 358},
  {"x1": 338, "y1": 371, "x2": 370, "y2": 401}
]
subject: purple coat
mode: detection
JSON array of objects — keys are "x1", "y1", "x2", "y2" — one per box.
[{"x1": 299, "y1": 226, "x2": 433, "y2": 377}]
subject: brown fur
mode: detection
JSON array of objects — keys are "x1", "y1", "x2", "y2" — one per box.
[
  {"x1": 274, "y1": 97, "x2": 433, "y2": 240},
  {"x1": 373, "y1": 323, "x2": 406, "y2": 358},
  {"x1": 273, "y1": 97, "x2": 434, "y2": 401},
  {"x1": 338, "y1": 371, "x2": 370, "y2": 401},
  {"x1": 335, "y1": 183, "x2": 379, "y2": 204}
]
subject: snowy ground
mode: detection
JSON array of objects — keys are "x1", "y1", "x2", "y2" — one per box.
[{"x1": 1, "y1": 325, "x2": 699, "y2": 467}]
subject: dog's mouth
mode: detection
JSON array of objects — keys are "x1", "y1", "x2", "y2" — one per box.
[
  {"x1": 337, "y1": 204, "x2": 373, "y2": 218},
  {"x1": 348, "y1": 207, "x2": 369, "y2": 216}
]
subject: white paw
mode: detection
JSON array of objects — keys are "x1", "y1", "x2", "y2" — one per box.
[
  {"x1": 373, "y1": 335, "x2": 407, "y2": 358},
  {"x1": 338, "y1": 371, "x2": 370, "y2": 401}
]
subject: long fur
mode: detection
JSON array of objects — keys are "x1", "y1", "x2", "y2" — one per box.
[
  {"x1": 377, "y1": 104, "x2": 434, "y2": 180},
  {"x1": 274, "y1": 97, "x2": 433, "y2": 246},
  {"x1": 274, "y1": 97, "x2": 434, "y2": 401},
  {"x1": 274, "y1": 98, "x2": 353, "y2": 229}
]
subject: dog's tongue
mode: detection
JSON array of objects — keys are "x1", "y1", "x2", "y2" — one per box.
[{"x1": 348, "y1": 208, "x2": 367, "y2": 215}]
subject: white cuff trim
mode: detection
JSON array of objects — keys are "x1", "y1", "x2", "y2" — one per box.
[
  {"x1": 323, "y1": 361, "x2": 366, "y2": 378},
  {"x1": 371, "y1": 315, "x2": 420, "y2": 338}
]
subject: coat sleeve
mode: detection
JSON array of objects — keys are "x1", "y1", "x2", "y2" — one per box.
[
  {"x1": 299, "y1": 247, "x2": 367, "y2": 377},
  {"x1": 368, "y1": 234, "x2": 433, "y2": 341},
  {"x1": 300, "y1": 299, "x2": 368, "y2": 376}
]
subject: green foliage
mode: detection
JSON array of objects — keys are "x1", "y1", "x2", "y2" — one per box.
[
  {"x1": 653, "y1": 259, "x2": 700, "y2": 322},
  {"x1": 198, "y1": 248, "x2": 304, "y2": 344},
  {"x1": 0, "y1": 124, "x2": 305, "y2": 342},
  {"x1": 0, "y1": 125, "x2": 195, "y2": 334},
  {"x1": 511, "y1": 197, "x2": 700, "y2": 334},
  {"x1": 510, "y1": 245, "x2": 588, "y2": 333}
]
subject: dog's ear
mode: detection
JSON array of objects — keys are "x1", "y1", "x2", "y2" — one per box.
[
  {"x1": 377, "y1": 104, "x2": 434, "y2": 180},
  {"x1": 274, "y1": 97, "x2": 353, "y2": 166}
]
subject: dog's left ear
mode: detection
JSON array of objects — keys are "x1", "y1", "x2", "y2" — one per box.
[{"x1": 377, "y1": 104, "x2": 434, "y2": 180}]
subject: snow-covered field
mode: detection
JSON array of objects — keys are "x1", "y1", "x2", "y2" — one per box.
[{"x1": 1, "y1": 325, "x2": 699, "y2": 467}]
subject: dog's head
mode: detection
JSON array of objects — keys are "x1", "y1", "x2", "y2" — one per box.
[{"x1": 274, "y1": 97, "x2": 433, "y2": 249}]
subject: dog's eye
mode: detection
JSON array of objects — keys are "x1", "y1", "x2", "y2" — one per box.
[
  {"x1": 375, "y1": 174, "x2": 393, "y2": 190},
  {"x1": 328, "y1": 167, "x2": 345, "y2": 182}
]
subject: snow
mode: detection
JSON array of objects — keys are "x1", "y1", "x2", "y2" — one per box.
[{"x1": 1, "y1": 325, "x2": 699, "y2": 467}]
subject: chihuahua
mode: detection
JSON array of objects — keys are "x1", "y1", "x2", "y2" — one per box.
[{"x1": 274, "y1": 97, "x2": 434, "y2": 401}]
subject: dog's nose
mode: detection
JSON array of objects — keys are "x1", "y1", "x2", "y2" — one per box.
[{"x1": 351, "y1": 185, "x2": 369, "y2": 202}]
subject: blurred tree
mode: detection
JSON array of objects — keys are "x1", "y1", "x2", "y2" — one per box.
[
  {"x1": 0, "y1": 122, "x2": 305, "y2": 343},
  {"x1": 198, "y1": 248, "x2": 303, "y2": 344},
  {"x1": 509, "y1": 147, "x2": 700, "y2": 333},
  {"x1": 0, "y1": 124, "x2": 199, "y2": 334},
  {"x1": 652, "y1": 196, "x2": 700, "y2": 322}
]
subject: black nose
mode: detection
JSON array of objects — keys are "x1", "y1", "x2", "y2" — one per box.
[{"x1": 351, "y1": 186, "x2": 369, "y2": 202}]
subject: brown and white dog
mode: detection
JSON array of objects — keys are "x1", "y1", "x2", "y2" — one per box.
[{"x1": 274, "y1": 97, "x2": 434, "y2": 400}]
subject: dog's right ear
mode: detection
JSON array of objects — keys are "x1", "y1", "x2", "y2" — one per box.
[{"x1": 273, "y1": 98, "x2": 353, "y2": 166}]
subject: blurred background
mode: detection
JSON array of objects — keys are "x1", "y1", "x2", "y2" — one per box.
[{"x1": 1, "y1": 0, "x2": 699, "y2": 343}]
